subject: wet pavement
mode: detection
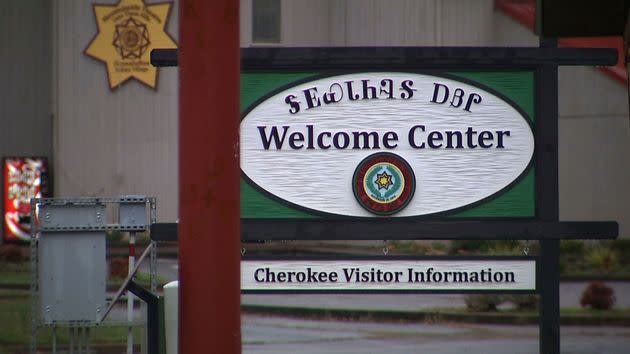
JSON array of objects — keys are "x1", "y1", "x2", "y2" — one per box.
[
  {"x1": 15, "y1": 315, "x2": 630, "y2": 354},
  {"x1": 242, "y1": 315, "x2": 630, "y2": 354}
]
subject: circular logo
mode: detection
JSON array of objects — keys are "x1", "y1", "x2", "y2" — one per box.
[
  {"x1": 122, "y1": 29, "x2": 141, "y2": 50},
  {"x1": 113, "y1": 17, "x2": 151, "y2": 59},
  {"x1": 352, "y1": 153, "x2": 416, "y2": 215}
]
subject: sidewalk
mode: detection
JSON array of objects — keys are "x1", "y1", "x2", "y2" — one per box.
[
  {"x1": 241, "y1": 290, "x2": 630, "y2": 326},
  {"x1": 242, "y1": 281, "x2": 630, "y2": 311},
  {"x1": 239, "y1": 280, "x2": 630, "y2": 325},
  {"x1": 241, "y1": 282, "x2": 630, "y2": 311}
]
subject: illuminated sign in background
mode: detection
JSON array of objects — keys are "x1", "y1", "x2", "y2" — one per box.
[{"x1": 3, "y1": 158, "x2": 49, "y2": 242}]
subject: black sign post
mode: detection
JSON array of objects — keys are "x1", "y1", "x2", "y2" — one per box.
[{"x1": 537, "y1": 37, "x2": 561, "y2": 354}]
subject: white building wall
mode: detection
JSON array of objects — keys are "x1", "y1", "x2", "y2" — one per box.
[
  {"x1": 0, "y1": 0, "x2": 52, "y2": 241},
  {"x1": 53, "y1": 0, "x2": 496, "y2": 223},
  {"x1": 50, "y1": 0, "x2": 629, "y2": 236},
  {"x1": 493, "y1": 11, "x2": 630, "y2": 238},
  {"x1": 0, "y1": 0, "x2": 52, "y2": 159},
  {"x1": 240, "y1": 0, "x2": 495, "y2": 47},
  {"x1": 53, "y1": 0, "x2": 179, "y2": 221},
  {"x1": 558, "y1": 68, "x2": 630, "y2": 236}
]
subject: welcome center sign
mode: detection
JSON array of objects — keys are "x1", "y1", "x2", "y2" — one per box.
[
  {"x1": 241, "y1": 71, "x2": 535, "y2": 220},
  {"x1": 154, "y1": 44, "x2": 615, "y2": 350}
]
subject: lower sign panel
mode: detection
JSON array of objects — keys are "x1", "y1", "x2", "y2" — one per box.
[{"x1": 242, "y1": 258, "x2": 537, "y2": 292}]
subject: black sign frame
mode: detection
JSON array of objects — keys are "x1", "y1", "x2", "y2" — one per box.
[{"x1": 151, "y1": 42, "x2": 619, "y2": 354}]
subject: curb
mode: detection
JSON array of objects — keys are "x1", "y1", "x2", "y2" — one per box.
[
  {"x1": 241, "y1": 304, "x2": 630, "y2": 326},
  {"x1": 4, "y1": 288, "x2": 628, "y2": 326},
  {"x1": 0, "y1": 283, "x2": 161, "y2": 293}
]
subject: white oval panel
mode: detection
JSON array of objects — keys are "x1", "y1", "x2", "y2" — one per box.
[{"x1": 241, "y1": 72, "x2": 534, "y2": 217}]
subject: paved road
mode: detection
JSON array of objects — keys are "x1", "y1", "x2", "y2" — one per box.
[
  {"x1": 20, "y1": 315, "x2": 630, "y2": 354},
  {"x1": 243, "y1": 315, "x2": 630, "y2": 354}
]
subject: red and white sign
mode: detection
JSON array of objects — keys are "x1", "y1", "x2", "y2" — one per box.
[{"x1": 3, "y1": 158, "x2": 49, "y2": 242}]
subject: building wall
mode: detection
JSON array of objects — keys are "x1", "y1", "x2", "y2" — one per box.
[
  {"x1": 56, "y1": 0, "x2": 492, "y2": 223},
  {"x1": 0, "y1": 0, "x2": 52, "y2": 160},
  {"x1": 0, "y1": 0, "x2": 52, "y2": 241},
  {"x1": 240, "y1": 0, "x2": 495, "y2": 47},
  {"x1": 53, "y1": 0, "x2": 179, "y2": 221},
  {"x1": 558, "y1": 68, "x2": 630, "y2": 236},
  {"x1": 493, "y1": 11, "x2": 630, "y2": 238},
  {"x1": 49, "y1": 0, "x2": 630, "y2": 236}
]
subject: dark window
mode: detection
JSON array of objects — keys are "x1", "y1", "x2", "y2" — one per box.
[{"x1": 252, "y1": 0, "x2": 281, "y2": 43}]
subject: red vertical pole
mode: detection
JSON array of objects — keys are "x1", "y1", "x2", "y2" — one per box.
[{"x1": 179, "y1": 1, "x2": 241, "y2": 354}]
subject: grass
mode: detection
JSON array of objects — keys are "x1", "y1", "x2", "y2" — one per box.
[
  {"x1": 0, "y1": 260, "x2": 165, "y2": 352},
  {"x1": 560, "y1": 307, "x2": 630, "y2": 318},
  {"x1": 0, "y1": 298, "x2": 142, "y2": 351},
  {"x1": 109, "y1": 271, "x2": 169, "y2": 289},
  {"x1": 426, "y1": 306, "x2": 630, "y2": 315},
  {"x1": 0, "y1": 261, "x2": 168, "y2": 289},
  {"x1": 0, "y1": 288, "x2": 28, "y2": 298}
]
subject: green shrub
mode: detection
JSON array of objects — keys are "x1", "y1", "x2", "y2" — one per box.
[
  {"x1": 523, "y1": 241, "x2": 540, "y2": 256},
  {"x1": 558, "y1": 259, "x2": 566, "y2": 274},
  {"x1": 560, "y1": 240, "x2": 585, "y2": 274},
  {"x1": 585, "y1": 245, "x2": 619, "y2": 272},
  {"x1": 487, "y1": 240, "x2": 523, "y2": 255},
  {"x1": 580, "y1": 282, "x2": 616, "y2": 310},
  {"x1": 389, "y1": 241, "x2": 430, "y2": 254},
  {"x1": 503, "y1": 294, "x2": 538, "y2": 311},
  {"x1": 450, "y1": 240, "x2": 489, "y2": 255},
  {"x1": 0, "y1": 244, "x2": 26, "y2": 263},
  {"x1": 108, "y1": 257, "x2": 128, "y2": 279},
  {"x1": 136, "y1": 231, "x2": 151, "y2": 244},
  {"x1": 610, "y1": 240, "x2": 630, "y2": 262},
  {"x1": 450, "y1": 240, "x2": 538, "y2": 256},
  {"x1": 430, "y1": 241, "x2": 448, "y2": 253},
  {"x1": 464, "y1": 294, "x2": 502, "y2": 312},
  {"x1": 106, "y1": 230, "x2": 125, "y2": 244},
  {"x1": 560, "y1": 240, "x2": 585, "y2": 256},
  {"x1": 416, "y1": 244, "x2": 430, "y2": 254}
]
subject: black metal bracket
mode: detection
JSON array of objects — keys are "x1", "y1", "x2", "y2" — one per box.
[
  {"x1": 151, "y1": 220, "x2": 617, "y2": 242},
  {"x1": 150, "y1": 222, "x2": 178, "y2": 242},
  {"x1": 126, "y1": 280, "x2": 160, "y2": 354},
  {"x1": 151, "y1": 48, "x2": 177, "y2": 67},
  {"x1": 152, "y1": 46, "x2": 618, "y2": 68}
]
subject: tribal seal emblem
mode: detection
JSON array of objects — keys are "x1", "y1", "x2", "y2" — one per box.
[{"x1": 352, "y1": 152, "x2": 416, "y2": 215}]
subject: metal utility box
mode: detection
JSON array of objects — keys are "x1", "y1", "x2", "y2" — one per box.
[
  {"x1": 38, "y1": 230, "x2": 106, "y2": 323},
  {"x1": 30, "y1": 196, "x2": 156, "y2": 354},
  {"x1": 119, "y1": 196, "x2": 148, "y2": 227},
  {"x1": 38, "y1": 201, "x2": 107, "y2": 324}
]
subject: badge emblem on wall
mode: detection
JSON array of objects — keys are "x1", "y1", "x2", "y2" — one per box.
[
  {"x1": 352, "y1": 153, "x2": 416, "y2": 216},
  {"x1": 84, "y1": 0, "x2": 177, "y2": 90}
]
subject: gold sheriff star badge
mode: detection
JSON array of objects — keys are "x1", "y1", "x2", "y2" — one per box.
[{"x1": 84, "y1": 0, "x2": 177, "y2": 90}]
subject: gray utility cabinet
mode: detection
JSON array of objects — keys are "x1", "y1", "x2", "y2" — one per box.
[
  {"x1": 34, "y1": 197, "x2": 152, "y2": 325},
  {"x1": 39, "y1": 230, "x2": 106, "y2": 323},
  {"x1": 38, "y1": 202, "x2": 108, "y2": 324}
]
